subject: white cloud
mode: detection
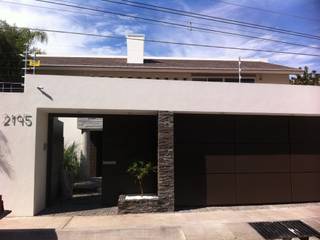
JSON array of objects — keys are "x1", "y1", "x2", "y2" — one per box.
[
  {"x1": 0, "y1": 0, "x2": 318, "y2": 70},
  {"x1": 0, "y1": 0, "x2": 124, "y2": 55},
  {"x1": 145, "y1": 1, "x2": 320, "y2": 70}
]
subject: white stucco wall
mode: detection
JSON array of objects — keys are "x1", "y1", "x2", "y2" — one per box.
[
  {"x1": 58, "y1": 118, "x2": 82, "y2": 147},
  {"x1": 0, "y1": 74, "x2": 320, "y2": 216},
  {"x1": 0, "y1": 94, "x2": 36, "y2": 216},
  {"x1": 58, "y1": 117, "x2": 85, "y2": 160},
  {"x1": 33, "y1": 110, "x2": 48, "y2": 215},
  {"x1": 26, "y1": 75, "x2": 320, "y2": 115}
]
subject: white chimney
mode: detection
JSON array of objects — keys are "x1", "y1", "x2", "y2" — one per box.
[{"x1": 126, "y1": 34, "x2": 144, "y2": 64}]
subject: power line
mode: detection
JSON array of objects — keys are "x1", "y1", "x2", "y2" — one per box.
[
  {"x1": 0, "y1": 0, "x2": 104, "y2": 17},
  {"x1": 99, "y1": 0, "x2": 320, "y2": 40},
  {"x1": 5, "y1": 0, "x2": 318, "y2": 47},
  {"x1": 33, "y1": 0, "x2": 320, "y2": 50},
  {"x1": 2, "y1": 26, "x2": 320, "y2": 57},
  {"x1": 0, "y1": 0, "x2": 282, "y2": 40},
  {"x1": 0, "y1": 0, "x2": 271, "y2": 37},
  {"x1": 2, "y1": 0, "x2": 257, "y2": 38},
  {"x1": 216, "y1": 0, "x2": 320, "y2": 23}
]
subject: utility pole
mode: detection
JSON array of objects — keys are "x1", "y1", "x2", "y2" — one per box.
[{"x1": 238, "y1": 56, "x2": 242, "y2": 83}]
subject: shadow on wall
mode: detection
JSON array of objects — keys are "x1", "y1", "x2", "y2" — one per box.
[{"x1": 0, "y1": 130, "x2": 14, "y2": 179}]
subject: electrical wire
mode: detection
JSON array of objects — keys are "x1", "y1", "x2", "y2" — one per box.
[
  {"x1": 0, "y1": 0, "x2": 276, "y2": 37},
  {"x1": 31, "y1": 0, "x2": 320, "y2": 50},
  {"x1": 98, "y1": 0, "x2": 320, "y2": 40},
  {"x1": 1, "y1": 26, "x2": 319, "y2": 57},
  {"x1": 216, "y1": 0, "x2": 320, "y2": 23}
]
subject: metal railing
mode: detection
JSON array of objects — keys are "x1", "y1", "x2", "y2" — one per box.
[{"x1": 0, "y1": 82, "x2": 24, "y2": 93}]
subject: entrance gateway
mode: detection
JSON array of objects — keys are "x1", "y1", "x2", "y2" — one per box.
[{"x1": 47, "y1": 113, "x2": 320, "y2": 210}]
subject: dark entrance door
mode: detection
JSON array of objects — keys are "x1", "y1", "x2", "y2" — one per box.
[
  {"x1": 101, "y1": 115, "x2": 158, "y2": 206},
  {"x1": 174, "y1": 114, "x2": 320, "y2": 207}
]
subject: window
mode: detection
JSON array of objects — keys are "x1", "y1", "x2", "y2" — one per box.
[
  {"x1": 241, "y1": 78, "x2": 255, "y2": 83},
  {"x1": 192, "y1": 78, "x2": 207, "y2": 81},
  {"x1": 191, "y1": 76, "x2": 256, "y2": 83},
  {"x1": 225, "y1": 78, "x2": 239, "y2": 83},
  {"x1": 208, "y1": 78, "x2": 223, "y2": 82}
]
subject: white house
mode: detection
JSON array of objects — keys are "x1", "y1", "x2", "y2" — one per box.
[{"x1": 1, "y1": 35, "x2": 320, "y2": 216}]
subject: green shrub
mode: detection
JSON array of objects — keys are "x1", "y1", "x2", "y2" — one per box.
[
  {"x1": 63, "y1": 142, "x2": 80, "y2": 177},
  {"x1": 127, "y1": 161, "x2": 156, "y2": 195}
]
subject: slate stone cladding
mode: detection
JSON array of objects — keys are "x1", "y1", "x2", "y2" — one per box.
[
  {"x1": 157, "y1": 111, "x2": 175, "y2": 212},
  {"x1": 118, "y1": 195, "x2": 161, "y2": 214}
]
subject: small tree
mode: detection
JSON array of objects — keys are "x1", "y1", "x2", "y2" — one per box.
[
  {"x1": 127, "y1": 161, "x2": 156, "y2": 195},
  {"x1": 293, "y1": 66, "x2": 319, "y2": 85},
  {"x1": 0, "y1": 20, "x2": 47, "y2": 83}
]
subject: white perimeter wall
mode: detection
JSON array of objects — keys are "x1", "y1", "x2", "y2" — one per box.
[
  {"x1": 0, "y1": 74, "x2": 320, "y2": 216},
  {"x1": 58, "y1": 117, "x2": 84, "y2": 157}
]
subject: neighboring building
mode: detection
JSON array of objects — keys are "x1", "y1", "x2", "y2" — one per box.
[
  {"x1": 35, "y1": 56, "x2": 299, "y2": 85},
  {"x1": 1, "y1": 34, "x2": 320, "y2": 216},
  {"x1": 77, "y1": 118, "x2": 103, "y2": 179}
]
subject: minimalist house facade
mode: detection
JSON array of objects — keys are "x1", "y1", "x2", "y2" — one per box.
[{"x1": 1, "y1": 35, "x2": 320, "y2": 216}]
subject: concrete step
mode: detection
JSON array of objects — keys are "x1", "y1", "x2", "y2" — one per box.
[{"x1": 0, "y1": 226, "x2": 186, "y2": 240}]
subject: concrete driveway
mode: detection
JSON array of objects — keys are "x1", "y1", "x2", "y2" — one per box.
[{"x1": 1, "y1": 203, "x2": 320, "y2": 240}]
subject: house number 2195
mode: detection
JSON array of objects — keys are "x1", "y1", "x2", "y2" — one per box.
[{"x1": 3, "y1": 114, "x2": 32, "y2": 127}]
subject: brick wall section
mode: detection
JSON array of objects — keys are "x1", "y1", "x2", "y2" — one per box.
[
  {"x1": 118, "y1": 111, "x2": 175, "y2": 213},
  {"x1": 157, "y1": 111, "x2": 175, "y2": 211}
]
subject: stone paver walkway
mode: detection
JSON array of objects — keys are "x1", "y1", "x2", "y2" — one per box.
[{"x1": 39, "y1": 194, "x2": 118, "y2": 216}]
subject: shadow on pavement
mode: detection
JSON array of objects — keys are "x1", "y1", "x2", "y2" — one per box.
[
  {"x1": 38, "y1": 193, "x2": 118, "y2": 216},
  {"x1": 0, "y1": 229, "x2": 58, "y2": 240},
  {"x1": 39, "y1": 194, "x2": 102, "y2": 215},
  {"x1": 0, "y1": 210, "x2": 12, "y2": 219}
]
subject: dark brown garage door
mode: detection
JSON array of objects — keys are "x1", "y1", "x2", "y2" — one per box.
[{"x1": 175, "y1": 114, "x2": 320, "y2": 207}]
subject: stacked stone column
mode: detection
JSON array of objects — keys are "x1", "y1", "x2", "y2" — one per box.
[{"x1": 157, "y1": 111, "x2": 174, "y2": 211}]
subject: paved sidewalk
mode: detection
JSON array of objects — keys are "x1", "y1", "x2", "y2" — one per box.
[{"x1": 1, "y1": 203, "x2": 320, "y2": 240}]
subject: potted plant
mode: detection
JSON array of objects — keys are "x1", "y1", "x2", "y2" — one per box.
[
  {"x1": 127, "y1": 161, "x2": 156, "y2": 197},
  {"x1": 62, "y1": 142, "x2": 80, "y2": 199}
]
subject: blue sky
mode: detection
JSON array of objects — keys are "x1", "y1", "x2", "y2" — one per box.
[{"x1": 1, "y1": 0, "x2": 320, "y2": 70}]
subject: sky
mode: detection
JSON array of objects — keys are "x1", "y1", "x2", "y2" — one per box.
[{"x1": 1, "y1": 0, "x2": 320, "y2": 71}]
